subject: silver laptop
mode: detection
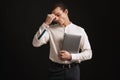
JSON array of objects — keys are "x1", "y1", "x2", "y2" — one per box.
[{"x1": 62, "y1": 33, "x2": 81, "y2": 53}]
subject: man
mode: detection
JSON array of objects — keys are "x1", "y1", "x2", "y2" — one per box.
[{"x1": 32, "y1": 2, "x2": 92, "y2": 80}]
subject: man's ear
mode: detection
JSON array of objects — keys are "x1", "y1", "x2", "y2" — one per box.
[{"x1": 64, "y1": 9, "x2": 68, "y2": 14}]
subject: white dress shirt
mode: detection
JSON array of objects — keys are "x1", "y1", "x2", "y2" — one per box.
[{"x1": 32, "y1": 22, "x2": 92, "y2": 64}]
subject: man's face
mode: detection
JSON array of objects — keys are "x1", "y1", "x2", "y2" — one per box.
[{"x1": 52, "y1": 7, "x2": 68, "y2": 25}]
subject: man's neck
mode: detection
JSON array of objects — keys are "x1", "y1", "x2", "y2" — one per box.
[{"x1": 63, "y1": 19, "x2": 71, "y2": 27}]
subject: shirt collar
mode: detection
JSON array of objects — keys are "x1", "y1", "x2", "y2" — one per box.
[{"x1": 64, "y1": 22, "x2": 73, "y2": 33}]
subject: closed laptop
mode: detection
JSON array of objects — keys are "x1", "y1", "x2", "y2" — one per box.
[{"x1": 62, "y1": 33, "x2": 81, "y2": 53}]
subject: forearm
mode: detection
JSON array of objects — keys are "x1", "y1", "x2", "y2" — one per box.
[
  {"x1": 32, "y1": 23, "x2": 49, "y2": 47},
  {"x1": 70, "y1": 28, "x2": 92, "y2": 62},
  {"x1": 71, "y1": 49, "x2": 92, "y2": 62}
]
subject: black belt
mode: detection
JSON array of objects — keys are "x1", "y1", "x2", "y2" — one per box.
[{"x1": 49, "y1": 60, "x2": 79, "y2": 69}]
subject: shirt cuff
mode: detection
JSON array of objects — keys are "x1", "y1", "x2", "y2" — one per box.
[
  {"x1": 71, "y1": 53, "x2": 79, "y2": 61},
  {"x1": 42, "y1": 23, "x2": 49, "y2": 28}
]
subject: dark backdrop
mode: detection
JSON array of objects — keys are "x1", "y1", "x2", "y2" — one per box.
[{"x1": 1, "y1": 0, "x2": 117, "y2": 80}]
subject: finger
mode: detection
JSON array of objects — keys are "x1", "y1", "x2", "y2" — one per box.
[
  {"x1": 51, "y1": 14, "x2": 56, "y2": 17},
  {"x1": 48, "y1": 14, "x2": 55, "y2": 19},
  {"x1": 59, "y1": 56, "x2": 66, "y2": 61},
  {"x1": 60, "y1": 50, "x2": 66, "y2": 53},
  {"x1": 59, "y1": 53, "x2": 64, "y2": 56},
  {"x1": 47, "y1": 14, "x2": 53, "y2": 19},
  {"x1": 47, "y1": 14, "x2": 51, "y2": 17}
]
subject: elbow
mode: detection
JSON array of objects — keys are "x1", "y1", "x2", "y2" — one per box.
[
  {"x1": 32, "y1": 40, "x2": 40, "y2": 47},
  {"x1": 83, "y1": 49, "x2": 92, "y2": 60},
  {"x1": 88, "y1": 49, "x2": 92, "y2": 60},
  {"x1": 32, "y1": 43, "x2": 39, "y2": 47},
  {"x1": 32, "y1": 39, "x2": 46, "y2": 47}
]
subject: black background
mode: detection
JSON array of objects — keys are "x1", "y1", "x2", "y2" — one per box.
[{"x1": 1, "y1": 0, "x2": 118, "y2": 80}]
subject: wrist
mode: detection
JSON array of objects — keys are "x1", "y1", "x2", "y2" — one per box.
[
  {"x1": 68, "y1": 54, "x2": 72, "y2": 61},
  {"x1": 44, "y1": 22, "x2": 50, "y2": 26},
  {"x1": 43, "y1": 22, "x2": 49, "y2": 28}
]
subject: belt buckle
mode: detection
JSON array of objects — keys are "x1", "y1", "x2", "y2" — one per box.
[
  {"x1": 63, "y1": 64, "x2": 71, "y2": 69},
  {"x1": 68, "y1": 64, "x2": 71, "y2": 68}
]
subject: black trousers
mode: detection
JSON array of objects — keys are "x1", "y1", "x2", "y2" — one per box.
[{"x1": 48, "y1": 60, "x2": 80, "y2": 80}]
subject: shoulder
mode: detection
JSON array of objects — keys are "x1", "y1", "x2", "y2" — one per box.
[{"x1": 71, "y1": 23, "x2": 85, "y2": 32}]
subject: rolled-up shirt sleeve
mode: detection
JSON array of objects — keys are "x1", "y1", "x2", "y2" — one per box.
[
  {"x1": 32, "y1": 23, "x2": 50, "y2": 47},
  {"x1": 71, "y1": 29, "x2": 92, "y2": 63}
]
